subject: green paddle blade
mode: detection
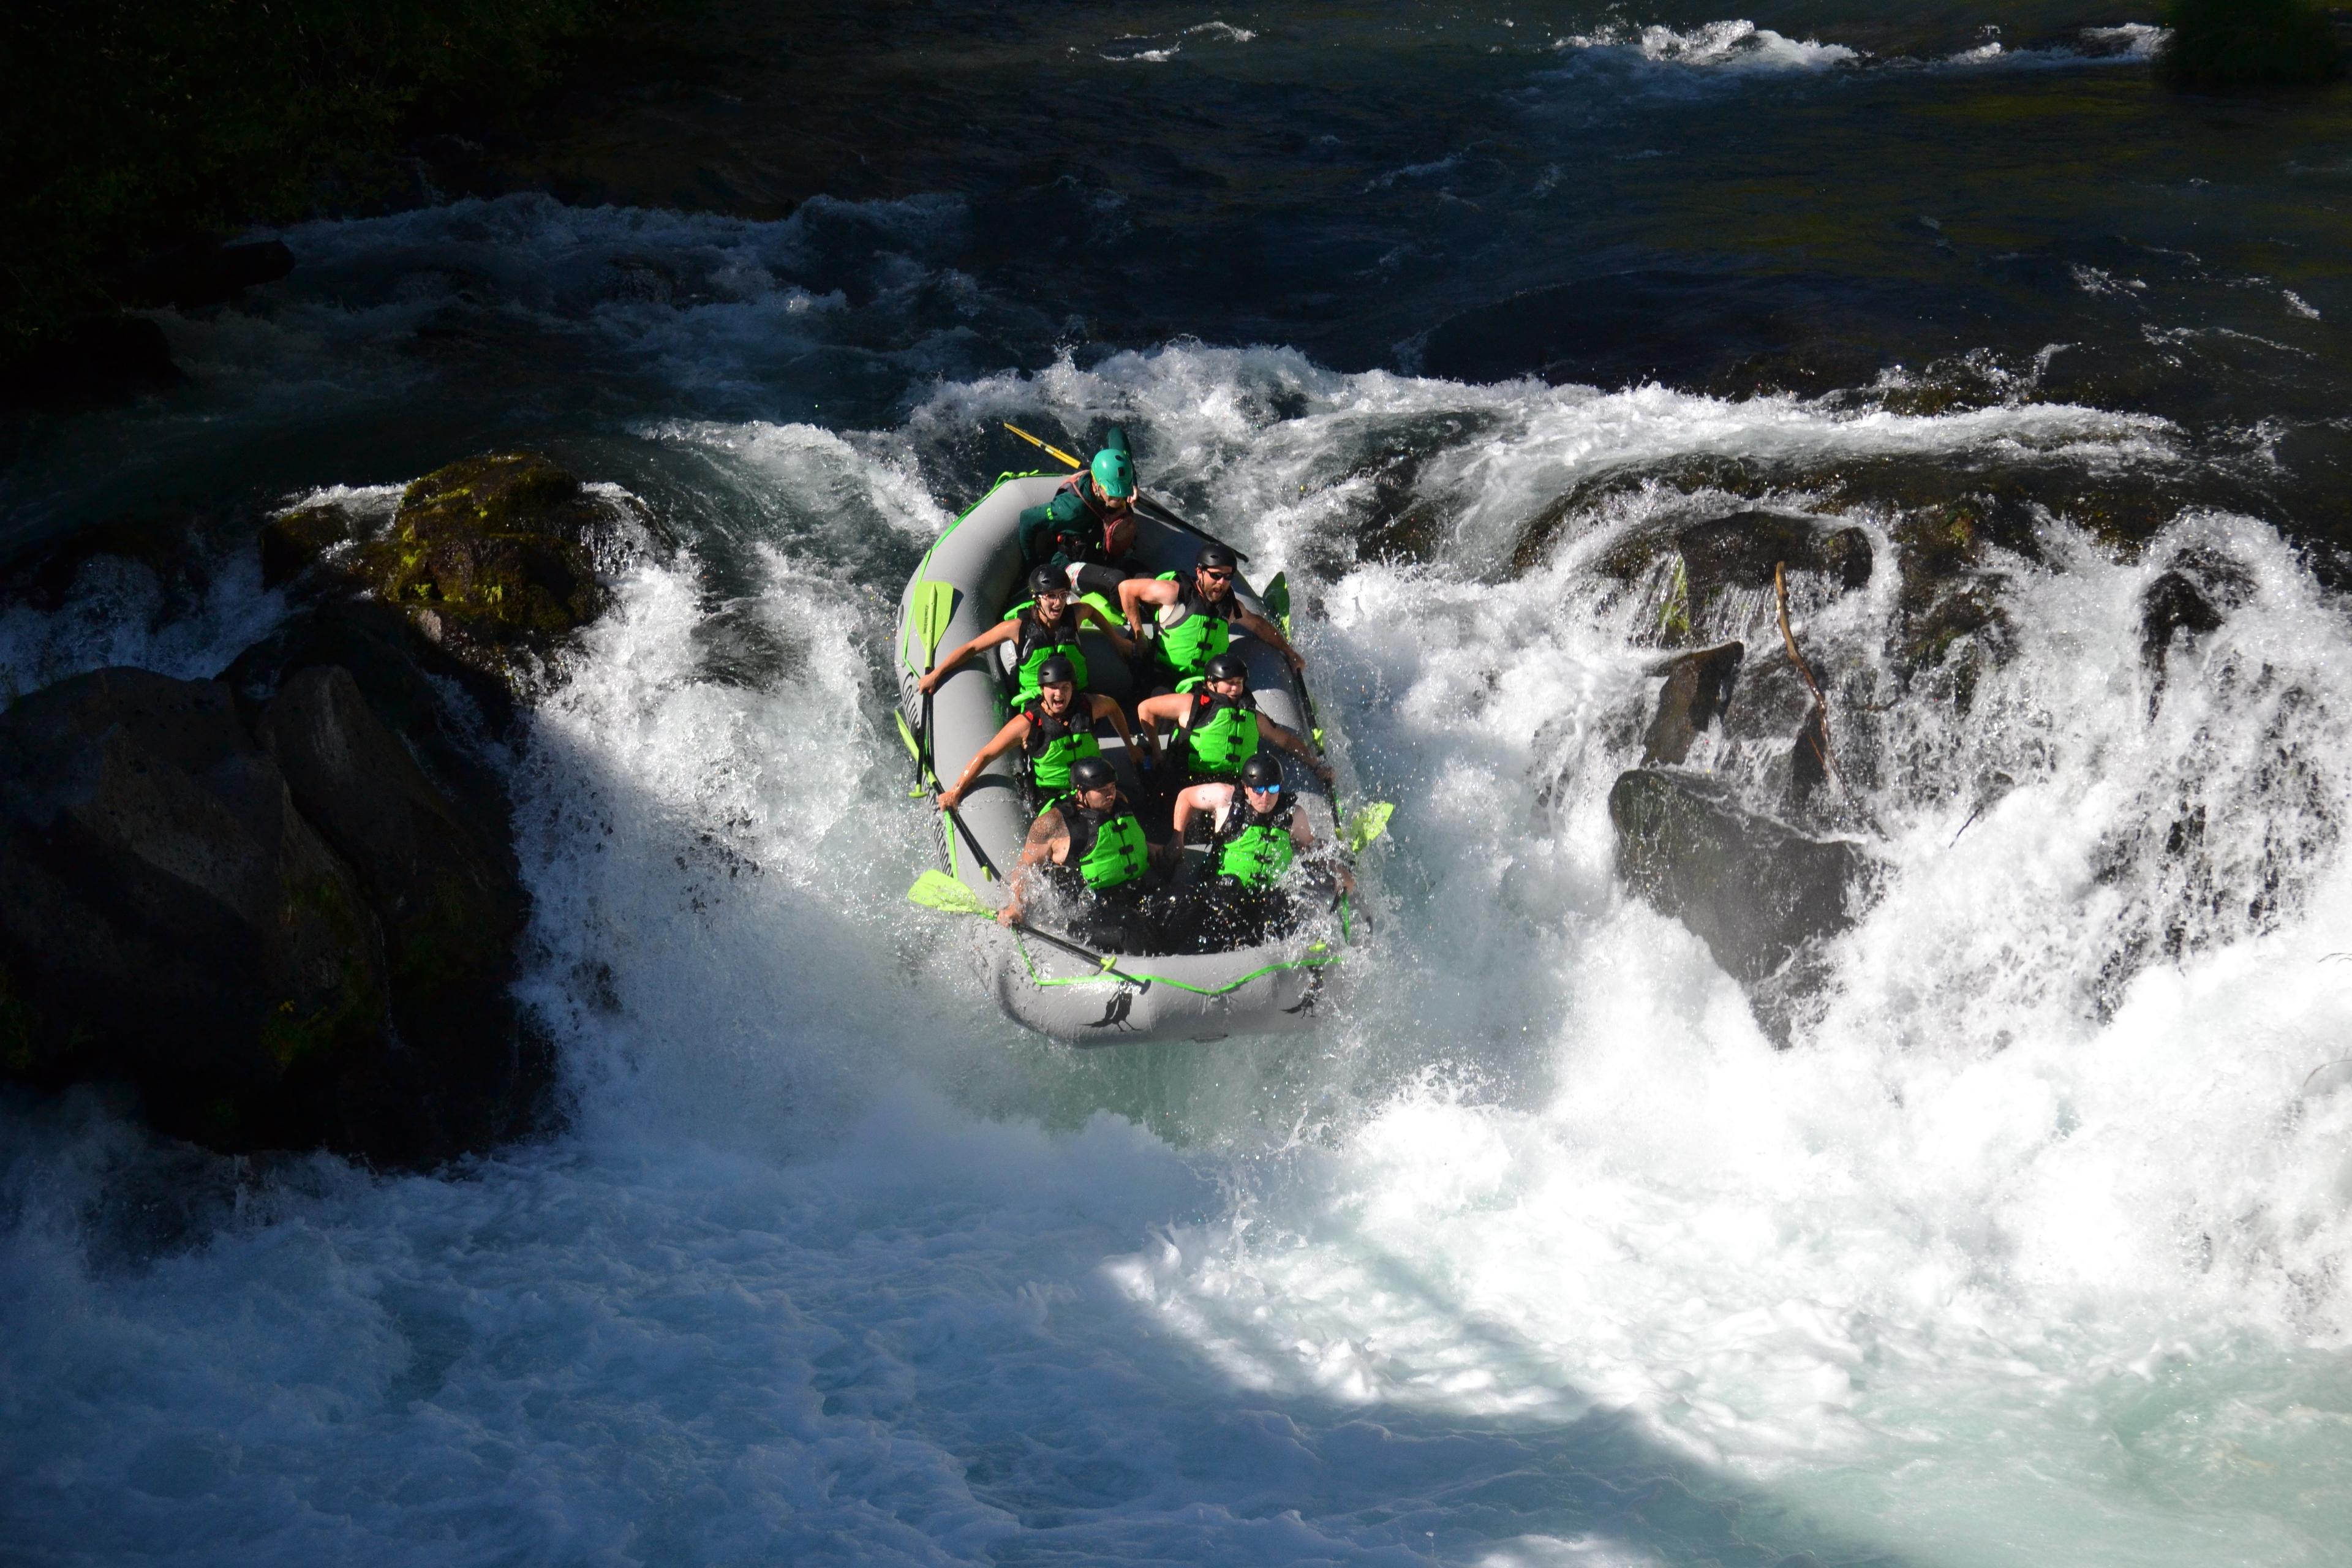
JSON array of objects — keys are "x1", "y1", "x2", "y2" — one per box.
[
  {"x1": 1343, "y1": 801, "x2": 1395, "y2": 854},
  {"x1": 912, "y1": 581, "x2": 956, "y2": 667},
  {"x1": 1263, "y1": 570, "x2": 1291, "y2": 636},
  {"x1": 894, "y1": 709, "x2": 922, "y2": 762},
  {"x1": 907, "y1": 870, "x2": 994, "y2": 918}
]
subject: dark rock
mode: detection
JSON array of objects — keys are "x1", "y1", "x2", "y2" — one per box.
[
  {"x1": 2141, "y1": 546, "x2": 2254, "y2": 669},
  {"x1": 254, "y1": 666, "x2": 543, "y2": 1155},
  {"x1": 258, "y1": 500, "x2": 362, "y2": 589},
  {"x1": 0, "y1": 668, "x2": 390, "y2": 1151},
  {"x1": 119, "y1": 239, "x2": 296, "y2": 311},
  {"x1": 219, "y1": 600, "x2": 518, "y2": 845},
  {"x1": 352, "y1": 452, "x2": 612, "y2": 687},
  {"x1": 0, "y1": 315, "x2": 179, "y2": 410},
  {"x1": 0, "y1": 662, "x2": 548, "y2": 1165},
  {"x1": 1674, "y1": 512, "x2": 1874, "y2": 595},
  {"x1": 1609, "y1": 768, "x2": 1868, "y2": 1042},
  {"x1": 1643, "y1": 641, "x2": 1743, "y2": 765}
]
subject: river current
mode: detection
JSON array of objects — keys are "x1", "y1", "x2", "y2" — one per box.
[{"x1": 7, "y1": 7, "x2": 2352, "y2": 1564}]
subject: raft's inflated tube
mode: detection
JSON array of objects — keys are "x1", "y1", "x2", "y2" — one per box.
[{"x1": 896, "y1": 474, "x2": 1345, "y2": 1044}]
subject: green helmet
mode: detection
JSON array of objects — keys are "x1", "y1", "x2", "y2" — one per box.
[{"x1": 1090, "y1": 446, "x2": 1137, "y2": 500}]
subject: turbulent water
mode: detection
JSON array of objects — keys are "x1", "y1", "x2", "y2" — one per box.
[{"x1": 9, "y1": 6, "x2": 2352, "y2": 1564}]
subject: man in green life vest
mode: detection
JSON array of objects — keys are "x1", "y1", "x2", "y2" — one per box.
[
  {"x1": 1136, "y1": 652, "x2": 1329, "y2": 788},
  {"x1": 935, "y1": 656, "x2": 1144, "y2": 813},
  {"x1": 1172, "y1": 753, "x2": 1318, "y2": 888},
  {"x1": 998, "y1": 756, "x2": 1156, "y2": 941},
  {"x1": 1167, "y1": 752, "x2": 1354, "y2": 949},
  {"x1": 917, "y1": 566, "x2": 1137, "y2": 707},
  {"x1": 1019, "y1": 426, "x2": 1150, "y2": 599},
  {"x1": 1119, "y1": 543, "x2": 1303, "y2": 691}
]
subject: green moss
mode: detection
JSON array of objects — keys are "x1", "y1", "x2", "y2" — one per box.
[
  {"x1": 2157, "y1": 0, "x2": 2344, "y2": 89},
  {"x1": 261, "y1": 872, "x2": 382, "y2": 1070}
]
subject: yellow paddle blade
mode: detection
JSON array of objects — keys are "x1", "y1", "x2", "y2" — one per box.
[
  {"x1": 1344, "y1": 801, "x2": 1395, "y2": 855},
  {"x1": 913, "y1": 581, "x2": 956, "y2": 665},
  {"x1": 907, "y1": 870, "x2": 994, "y2": 918}
]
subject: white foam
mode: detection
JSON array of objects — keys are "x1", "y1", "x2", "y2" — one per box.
[{"x1": 6, "y1": 340, "x2": 2350, "y2": 1565}]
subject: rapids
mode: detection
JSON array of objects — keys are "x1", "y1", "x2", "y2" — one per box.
[{"x1": 7, "y1": 7, "x2": 2352, "y2": 1564}]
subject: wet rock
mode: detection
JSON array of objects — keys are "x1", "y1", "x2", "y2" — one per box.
[
  {"x1": 219, "y1": 600, "x2": 518, "y2": 858},
  {"x1": 254, "y1": 666, "x2": 544, "y2": 1155},
  {"x1": 353, "y1": 452, "x2": 612, "y2": 688},
  {"x1": 0, "y1": 668, "x2": 390, "y2": 1152},
  {"x1": 1675, "y1": 511, "x2": 1873, "y2": 595},
  {"x1": 1609, "y1": 768, "x2": 1868, "y2": 1042},
  {"x1": 258, "y1": 500, "x2": 362, "y2": 589},
  {"x1": 1642, "y1": 641, "x2": 1744, "y2": 765},
  {"x1": 2141, "y1": 545, "x2": 2254, "y2": 669},
  {"x1": 0, "y1": 661, "x2": 549, "y2": 1166}
]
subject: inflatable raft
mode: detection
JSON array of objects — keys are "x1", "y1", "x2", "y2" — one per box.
[{"x1": 894, "y1": 472, "x2": 1348, "y2": 1044}]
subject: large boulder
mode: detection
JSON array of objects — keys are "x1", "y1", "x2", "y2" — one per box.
[
  {"x1": 0, "y1": 669, "x2": 389, "y2": 1150},
  {"x1": 0, "y1": 662, "x2": 549, "y2": 1164},
  {"x1": 1609, "y1": 768, "x2": 1869, "y2": 1042}
]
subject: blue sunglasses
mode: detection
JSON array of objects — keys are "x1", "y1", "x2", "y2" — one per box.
[{"x1": 1246, "y1": 780, "x2": 1281, "y2": 793}]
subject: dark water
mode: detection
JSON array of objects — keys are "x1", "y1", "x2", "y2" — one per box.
[{"x1": 7, "y1": 8, "x2": 2352, "y2": 1566}]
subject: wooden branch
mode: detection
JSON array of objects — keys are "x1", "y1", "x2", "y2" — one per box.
[{"x1": 1776, "y1": 561, "x2": 1837, "y2": 783}]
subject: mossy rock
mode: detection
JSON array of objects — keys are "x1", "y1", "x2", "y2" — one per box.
[
  {"x1": 2157, "y1": 0, "x2": 2343, "y2": 89},
  {"x1": 360, "y1": 452, "x2": 609, "y2": 679}
]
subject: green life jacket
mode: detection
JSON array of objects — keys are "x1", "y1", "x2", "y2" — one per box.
[
  {"x1": 1002, "y1": 601, "x2": 1087, "y2": 704},
  {"x1": 1212, "y1": 793, "x2": 1296, "y2": 889},
  {"x1": 1019, "y1": 695, "x2": 1101, "y2": 797},
  {"x1": 1182, "y1": 688, "x2": 1260, "y2": 780},
  {"x1": 1064, "y1": 796, "x2": 1150, "y2": 892},
  {"x1": 1153, "y1": 578, "x2": 1234, "y2": 680}
]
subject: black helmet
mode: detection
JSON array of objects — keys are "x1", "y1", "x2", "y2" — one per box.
[
  {"x1": 1068, "y1": 756, "x2": 1117, "y2": 793},
  {"x1": 1029, "y1": 565, "x2": 1069, "y2": 598},
  {"x1": 1195, "y1": 543, "x2": 1237, "y2": 572},
  {"x1": 1202, "y1": 652, "x2": 1248, "y2": 684},
  {"x1": 1240, "y1": 753, "x2": 1283, "y2": 790},
  {"x1": 1036, "y1": 654, "x2": 1078, "y2": 689}
]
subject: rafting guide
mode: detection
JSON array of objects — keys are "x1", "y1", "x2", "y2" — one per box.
[{"x1": 897, "y1": 429, "x2": 1389, "y2": 1042}]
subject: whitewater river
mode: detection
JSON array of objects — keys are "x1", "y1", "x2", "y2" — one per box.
[{"x1": 7, "y1": 6, "x2": 2352, "y2": 1563}]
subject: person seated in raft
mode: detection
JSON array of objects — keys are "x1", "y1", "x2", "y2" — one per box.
[
  {"x1": 1167, "y1": 753, "x2": 1354, "y2": 950},
  {"x1": 917, "y1": 565, "x2": 1136, "y2": 707},
  {"x1": 1119, "y1": 542, "x2": 1303, "y2": 693},
  {"x1": 1136, "y1": 652, "x2": 1330, "y2": 797},
  {"x1": 933, "y1": 655, "x2": 1145, "y2": 814},
  {"x1": 998, "y1": 755, "x2": 1161, "y2": 952},
  {"x1": 1019, "y1": 426, "x2": 1152, "y2": 600}
]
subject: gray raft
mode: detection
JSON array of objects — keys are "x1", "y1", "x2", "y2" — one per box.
[{"x1": 895, "y1": 472, "x2": 1346, "y2": 1044}]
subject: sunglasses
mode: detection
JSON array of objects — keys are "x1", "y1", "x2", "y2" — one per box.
[
  {"x1": 1246, "y1": 781, "x2": 1281, "y2": 794},
  {"x1": 1199, "y1": 569, "x2": 1234, "y2": 582}
]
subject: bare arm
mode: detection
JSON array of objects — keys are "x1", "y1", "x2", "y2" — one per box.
[
  {"x1": 1088, "y1": 693, "x2": 1140, "y2": 757},
  {"x1": 1079, "y1": 601, "x2": 1139, "y2": 658},
  {"x1": 1235, "y1": 607, "x2": 1303, "y2": 671},
  {"x1": 1257, "y1": 714, "x2": 1333, "y2": 782},
  {"x1": 1001, "y1": 809, "x2": 1069, "y2": 927},
  {"x1": 918, "y1": 620, "x2": 1017, "y2": 695},
  {"x1": 1172, "y1": 782, "x2": 1232, "y2": 842},
  {"x1": 937, "y1": 714, "x2": 1030, "y2": 810},
  {"x1": 1134, "y1": 692, "x2": 1190, "y2": 753},
  {"x1": 1118, "y1": 577, "x2": 1180, "y2": 641}
]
